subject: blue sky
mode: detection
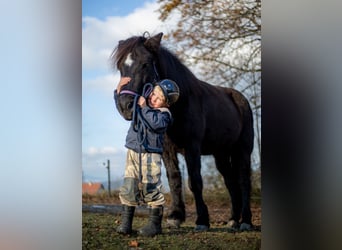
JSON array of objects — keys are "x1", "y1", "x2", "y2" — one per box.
[
  {"x1": 83, "y1": 0, "x2": 147, "y2": 18},
  {"x1": 82, "y1": 0, "x2": 176, "y2": 183}
]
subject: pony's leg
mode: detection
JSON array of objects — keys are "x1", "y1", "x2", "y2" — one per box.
[
  {"x1": 231, "y1": 143, "x2": 253, "y2": 230},
  {"x1": 185, "y1": 148, "x2": 209, "y2": 231},
  {"x1": 162, "y1": 136, "x2": 185, "y2": 227},
  {"x1": 214, "y1": 152, "x2": 242, "y2": 229}
]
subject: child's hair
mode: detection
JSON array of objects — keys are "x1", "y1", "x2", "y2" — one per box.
[{"x1": 153, "y1": 85, "x2": 166, "y2": 103}]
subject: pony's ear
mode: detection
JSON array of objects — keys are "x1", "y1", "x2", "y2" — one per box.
[{"x1": 144, "y1": 32, "x2": 163, "y2": 52}]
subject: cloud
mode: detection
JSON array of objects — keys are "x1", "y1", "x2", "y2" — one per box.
[
  {"x1": 82, "y1": 73, "x2": 118, "y2": 94},
  {"x1": 82, "y1": 146, "x2": 127, "y2": 181},
  {"x1": 84, "y1": 146, "x2": 125, "y2": 156},
  {"x1": 82, "y1": 1, "x2": 164, "y2": 72}
]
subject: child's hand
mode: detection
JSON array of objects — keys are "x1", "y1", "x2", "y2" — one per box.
[
  {"x1": 138, "y1": 96, "x2": 146, "y2": 107},
  {"x1": 117, "y1": 77, "x2": 131, "y2": 92}
]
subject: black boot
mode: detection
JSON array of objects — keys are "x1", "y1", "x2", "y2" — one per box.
[
  {"x1": 116, "y1": 205, "x2": 135, "y2": 234},
  {"x1": 138, "y1": 206, "x2": 163, "y2": 237}
]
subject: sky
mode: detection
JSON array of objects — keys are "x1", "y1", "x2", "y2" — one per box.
[{"x1": 82, "y1": 0, "x2": 177, "y2": 183}]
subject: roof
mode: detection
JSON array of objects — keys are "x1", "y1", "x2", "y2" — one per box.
[{"x1": 82, "y1": 182, "x2": 105, "y2": 195}]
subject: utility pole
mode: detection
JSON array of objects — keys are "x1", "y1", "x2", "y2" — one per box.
[
  {"x1": 103, "y1": 159, "x2": 111, "y2": 197},
  {"x1": 182, "y1": 162, "x2": 185, "y2": 202}
]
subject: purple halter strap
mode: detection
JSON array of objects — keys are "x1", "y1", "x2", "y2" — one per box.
[
  {"x1": 119, "y1": 83, "x2": 153, "y2": 98},
  {"x1": 119, "y1": 89, "x2": 139, "y2": 96}
]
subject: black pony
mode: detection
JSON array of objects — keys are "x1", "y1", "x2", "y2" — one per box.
[{"x1": 111, "y1": 32, "x2": 254, "y2": 231}]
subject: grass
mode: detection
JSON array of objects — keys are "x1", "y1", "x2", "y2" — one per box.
[
  {"x1": 83, "y1": 189, "x2": 261, "y2": 249},
  {"x1": 83, "y1": 213, "x2": 261, "y2": 250}
]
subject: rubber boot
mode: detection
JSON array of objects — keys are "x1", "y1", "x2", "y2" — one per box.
[
  {"x1": 116, "y1": 205, "x2": 135, "y2": 234},
  {"x1": 138, "y1": 206, "x2": 163, "y2": 237}
]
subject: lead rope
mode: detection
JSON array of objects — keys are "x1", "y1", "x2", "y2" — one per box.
[{"x1": 131, "y1": 83, "x2": 153, "y2": 204}]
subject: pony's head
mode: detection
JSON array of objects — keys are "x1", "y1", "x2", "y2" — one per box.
[{"x1": 111, "y1": 32, "x2": 163, "y2": 120}]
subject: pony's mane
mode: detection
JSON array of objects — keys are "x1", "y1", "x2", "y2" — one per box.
[{"x1": 158, "y1": 46, "x2": 200, "y2": 94}]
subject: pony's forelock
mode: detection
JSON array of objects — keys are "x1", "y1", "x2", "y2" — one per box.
[{"x1": 111, "y1": 35, "x2": 147, "y2": 70}]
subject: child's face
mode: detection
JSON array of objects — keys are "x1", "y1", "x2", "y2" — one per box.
[{"x1": 148, "y1": 88, "x2": 167, "y2": 108}]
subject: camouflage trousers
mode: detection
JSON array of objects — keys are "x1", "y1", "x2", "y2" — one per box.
[{"x1": 119, "y1": 149, "x2": 165, "y2": 207}]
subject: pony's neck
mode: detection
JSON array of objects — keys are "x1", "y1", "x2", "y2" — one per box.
[{"x1": 158, "y1": 47, "x2": 199, "y2": 94}]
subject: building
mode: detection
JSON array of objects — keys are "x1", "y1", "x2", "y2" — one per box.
[{"x1": 82, "y1": 182, "x2": 105, "y2": 195}]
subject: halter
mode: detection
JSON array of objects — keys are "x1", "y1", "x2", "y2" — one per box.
[
  {"x1": 119, "y1": 61, "x2": 159, "y2": 97},
  {"x1": 119, "y1": 89, "x2": 139, "y2": 96}
]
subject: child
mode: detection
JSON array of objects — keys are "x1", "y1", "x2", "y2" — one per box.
[{"x1": 114, "y1": 77, "x2": 180, "y2": 237}]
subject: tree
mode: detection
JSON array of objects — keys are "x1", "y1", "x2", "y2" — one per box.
[{"x1": 158, "y1": 0, "x2": 261, "y2": 167}]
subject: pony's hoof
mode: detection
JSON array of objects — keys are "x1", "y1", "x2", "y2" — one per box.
[
  {"x1": 166, "y1": 218, "x2": 181, "y2": 228},
  {"x1": 240, "y1": 223, "x2": 253, "y2": 231},
  {"x1": 227, "y1": 220, "x2": 239, "y2": 229},
  {"x1": 194, "y1": 225, "x2": 209, "y2": 232}
]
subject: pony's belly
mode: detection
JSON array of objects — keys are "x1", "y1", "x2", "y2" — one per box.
[
  {"x1": 200, "y1": 132, "x2": 239, "y2": 154},
  {"x1": 201, "y1": 143, "x2": 229, "y2": 155}
]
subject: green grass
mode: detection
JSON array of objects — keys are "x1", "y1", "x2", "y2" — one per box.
[
  {"x1": 83, "y1": 188, "x2": 261, "y2": 249},
  {"x1": 83, "y1": 212, "x2": 261, "y2": 250}
]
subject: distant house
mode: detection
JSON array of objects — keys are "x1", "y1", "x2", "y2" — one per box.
[{"x1": 82, "y1": 182, "x2": 105, "y2": 195}]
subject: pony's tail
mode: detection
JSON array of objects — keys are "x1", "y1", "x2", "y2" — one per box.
[{"x1": 230, "y1": 89, "x2": 254, "y2": 153}]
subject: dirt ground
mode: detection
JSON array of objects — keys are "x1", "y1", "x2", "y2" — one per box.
[
  {"x1": 83, "y1": 192, "x2": 261, "y2": 249},
  {"x1": 82, "y1": 191, "x2": 261, "y2": 229}
]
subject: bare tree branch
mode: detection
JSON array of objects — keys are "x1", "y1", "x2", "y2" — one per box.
[{"x1": 158, "y1": 0, "x2": 261, "y2": 168}]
